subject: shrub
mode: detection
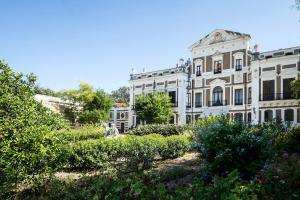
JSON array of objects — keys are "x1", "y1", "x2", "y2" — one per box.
[
  {"x1": 64, "y1": 134, "x2": 191, "y2": 171},
  {"x1": 55, "y1": 125, "x2": 105, "y2": 142},
  {"x1": 275, "y1": 126, "x2": 300, "y2": 153},
  {"x1": 194, "y1": 115, "x2": 276, "y2": 177},
  {"x1": 0, "y1": 61, "x2": 66, "y2": 194},
  {"x1": 128, "y1": 124, "x2": 190, "y2": 136}
]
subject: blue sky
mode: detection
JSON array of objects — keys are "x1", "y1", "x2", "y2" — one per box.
[{"x1": 0, "y1": 0, "x2": 299, "y2": 92}]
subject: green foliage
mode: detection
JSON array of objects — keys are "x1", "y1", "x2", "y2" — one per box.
[
  {"x1": 111, "y1": 86, "x2": 130, "y2": 104},
  {"x1": 64, "y1": 134, "x2": 191, "y2": 171},
  {"x1": 275, "y1": 126, "x2": 300, "y2": 153},
  {"x1": 34, "y1": 84, "x2": 62, "y2": 97},
  {"x1": 291, "y1": 76, "x2": 300, "y2": 99},
  {"x1": 194, "y1": 115, "x2": 277, "y2": 177},
  {"x1": 135, "y1": 92, "x2": 173, "y2": 124},
  {"x1": 61, "y1": 82, "x2": 113, "y2": 124},
  {"x1": 17, "y1": 170, "x2": 262, "y2": 200},
  {"x1": 0, "y1": 61, "x2": 66, "y2": 193},
  {"x1": 128, "y1": 124, "x2": 190, "y2": 136},
  {"x1": 54, "y1": 125, "x2": 105, "y2": 142}
]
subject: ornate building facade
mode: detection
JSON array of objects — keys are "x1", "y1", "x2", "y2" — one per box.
[{"x1": 129, "y1": 29, "x2": 300, "y2": 127}]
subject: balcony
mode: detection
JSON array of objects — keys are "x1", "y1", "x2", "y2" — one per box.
[
  {"x1": 208, "y1": 100, "x2": 228, "y2": 107},
  {"x1": 171, "y1": 102, "x2": 178, "y2": 107},
  {"x1": 214, "y1": 68, "x2": 222, "y2": 74},
  {"x1": 260, "y1": 92, "x2": 294, "y2": 101},
  {"x1": 235, "y1": 65, "x2": 242, "y2": 71},
  {"x1": 234, "y1": 100, "x2": 243, "y2": 105},
  {"x1": 195, "y1": 102, "x2": 202, "y2": 108},
  {"x1": 196, "y1": 71, "x2": 202, "y2": 77}
]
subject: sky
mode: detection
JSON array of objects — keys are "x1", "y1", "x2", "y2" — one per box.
[{"x1": 0, "y1": 0, "x2": 299, "y2": 92}]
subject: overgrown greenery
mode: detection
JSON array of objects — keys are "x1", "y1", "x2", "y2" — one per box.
[
  {"x1": 0, "y1": 61, "x2": 66, "y2": 193},
  {"x1": 134, "y1": 92, "x2": 173, "y2": 124},
  {"x1": 128, "y1": 124, "x2": 190, "y2": 136}
]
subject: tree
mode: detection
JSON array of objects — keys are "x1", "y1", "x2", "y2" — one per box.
[
  {"x1": 134, "y1": 92, "x2": 173, "y2": 124},
  {"x1": 0, "y1": 61, "x2": 66, "y2": 194},
  {"x1": 34, "y1": 84, "x2": 61, "y2": 97},
  {"x1": 295, "y1": 0, "x2": 300, "y2": 10},
  {"x1": 291, "y1": 76, "x2": 300, "y2": 99},
  {"x1": 111, "y1": 86, "x2": 130, "y2": 104},
  {"x1": 61, "y1": 82, "x2": 113, "y2": 124}
]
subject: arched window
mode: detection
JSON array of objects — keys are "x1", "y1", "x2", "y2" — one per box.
[
  {"x1": 213, "y1": 86, "x2": 223, "y2": 106},
  {"x1": 247, "y1": 112, "x2": 252, "y2": 122},
  {"x1": 234, "y1": 113, "x2": 243, "y2": 122},
  {"x1": 264, "y1": 110, "x2": 273, "y2": 122},
  {"x1": 284, "y1": 109, "x2": 294, "y2": 122}
]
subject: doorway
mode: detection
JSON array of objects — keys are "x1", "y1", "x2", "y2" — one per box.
[{"x1": 120, "y1": 123, "x2": 125, "y2": 133}]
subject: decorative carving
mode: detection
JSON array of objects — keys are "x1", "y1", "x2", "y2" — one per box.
[{"x1": 209, "y1": 32, "x2": 224, "y2": 44}]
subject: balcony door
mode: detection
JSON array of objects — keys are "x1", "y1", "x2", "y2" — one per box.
[
  {"x1": 263, "y1": 80, "x2": 274, "y2": 100},
  {"x1": 283, "y1": 78, "x2": 294, "y2": 99},
  {"x1": 213, "y1": 86, "x2": 223, "y2": 106}
]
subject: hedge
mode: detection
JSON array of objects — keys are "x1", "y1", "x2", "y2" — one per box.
[
  {"x1": 128, "y1": 124, "x2": 190, "y2": 136},
  {"x1": 62, "y1": 134, "x2": 191, "y2": 171},
  {"x1": 54, "y1": 125, "x2": 105, "y2": 142}
]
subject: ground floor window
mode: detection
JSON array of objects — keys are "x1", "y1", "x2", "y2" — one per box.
[
  {"x1": 234, "y1": 113, "x2": 243, "y2": 122},
  {"x1": 284, "y1": 109, "x2": 294, "y2": 122},
  {"x1": 264, "y1": 110, "x2": 273, "y2": 122},
  {"x1": 186, "y1": 115, "x2": 191, "y2": 124},
  {"x1": 247, "y1": 112, "x2": 251, "y2": 122}
]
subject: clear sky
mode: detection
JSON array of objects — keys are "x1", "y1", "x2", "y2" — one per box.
[{"x1": 1, "y1": 0, "x2": 299, "y2": 92}]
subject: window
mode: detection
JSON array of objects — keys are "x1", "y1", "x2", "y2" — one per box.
[
  {"x1": 235, "y1": 89, "x2": 243, "y2": 105},
  {"x1": 214, "y1": 60, "x2": 222, "y2": 74},
  {"x1": 186, "y1": 115, "x2": 191, "y2": 124},
  {"x1": 264, "y1": 110, "x2": 273, "y2": 122},
  {"x1": 195, "y1": 114, "x2": 201, "y2": 121},
  {"x1": 262, "y1": 80, "x2": 275, "y2": 101},
  {"x1": 196, "y1": 65, "x2": 201, "y2": 76},
  {"x1": 168, "y1": 91, "x2": 176, "y2": 106},
  {"x1": 234, "y1": 113, "x2": 243, "y2": 122},
  {"x1": 186, "y1": 93, "x2": 191, "y2": 108},
  {"x1": 247, "y1": 113, "x2": 252, "y2": 123},
  {"x1": 195, "y1": 93, "x2": 202, "y2": 108},
  {"x1": 235, "y1": 59, "x2": 242, "y2": 71},
  {"x1": 283, "y1": 78, "x2": 294, "y2": 99},
  {"x1": 284, "y1": 109, "x2": 294, "y2": 122},
  {"x1": 212, "y1": 86, "x2": 223, "y2": 106},
  {"x1": 248, "y1": 87, "x2": 252, "y2": 104}
]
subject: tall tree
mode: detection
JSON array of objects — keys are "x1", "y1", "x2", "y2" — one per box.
[
  {"x1": 111, "y1": 86, "x2": 130, "y2": 104},
  {"x1": 134, "y1": 92, "x2": 173, "y2": 124}
]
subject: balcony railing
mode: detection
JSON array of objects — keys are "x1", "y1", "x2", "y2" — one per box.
[
  {"x1": 247, "y1": 98, "x2": 252, "y2": 104},
  {"x1": 208, "y1": 100, "x2": 228, "y2": 107},
  {"x1": 171, "y1": 102, "x2": 178, "y2": 107},
  {"x1": 235, "y1": 65, "x2": 242, "y2": 71},
  {"x1": 234, "y1": 100, "x2": 243, "y2": 105},
  {"x1": 214, "y1": 68, "x2": 222, "y2": 74},
  {"x1": 260, "y1": 92, "x2": 294, "y2": 101},
  {"x1": 186, "y1": 103, "x2": 191, "y2": 108},
  {"x1": 195, "y1": 102, "x2": 202, "y2": 108}
]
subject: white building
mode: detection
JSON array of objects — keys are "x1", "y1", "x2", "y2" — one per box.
[
  {"x1": 109, "y1": 103, "x2": 130, "y2": 133},
  {"x1": 129, "y1": 29, "x2": 300, "y2": 127}
]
